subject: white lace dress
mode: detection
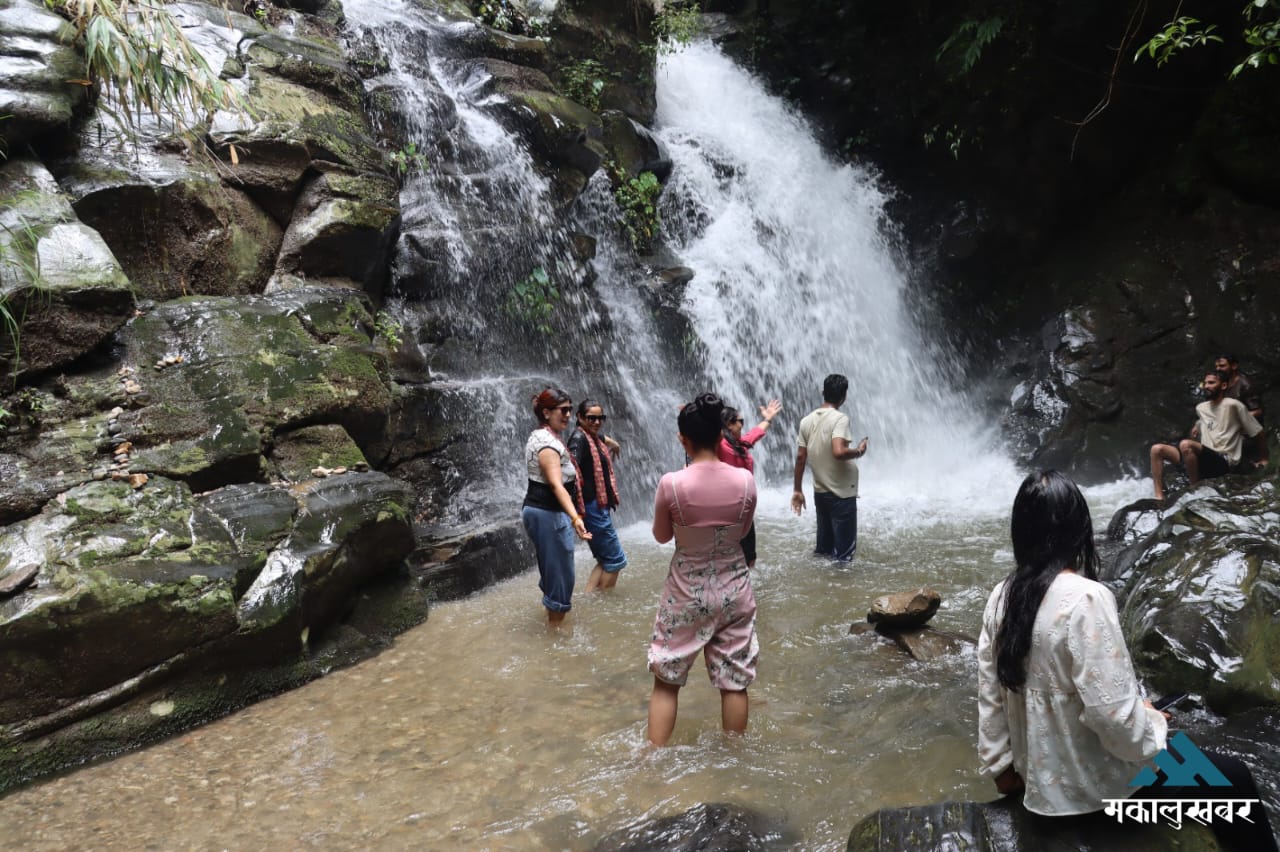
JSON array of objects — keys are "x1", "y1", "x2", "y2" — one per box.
[{"x1": 977, "y1": 572, "x2": 1168, "y2": 815}]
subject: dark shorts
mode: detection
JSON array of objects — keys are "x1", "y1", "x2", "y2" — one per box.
[{"x1": 1199, "y1": 447, "x2": 1230, "y2": 479}]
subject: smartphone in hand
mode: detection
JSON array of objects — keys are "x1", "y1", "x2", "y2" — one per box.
[{"x1": 1152, "y1": 692, "x2": 1189, "y2": 712}]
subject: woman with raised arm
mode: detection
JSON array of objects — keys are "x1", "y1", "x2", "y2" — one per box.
[
  {"x1": 718, "y1": 398, "x2": 781, "y2": 566},
  {"x1": 647, "y1": 393, "x2": 758, "y2": 746},
  {"x1": 521, "y1": 387, "x2": 591, "y2": 626}
]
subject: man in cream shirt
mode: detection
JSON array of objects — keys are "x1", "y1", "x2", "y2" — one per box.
[{"x1": 791, "y1": 374, "x2": 868, "y2": 561}]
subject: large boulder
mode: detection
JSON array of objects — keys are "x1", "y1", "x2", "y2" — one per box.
[
  {"x1": 1116, "y1": 477, "x2": 1280, "y2": 713},
  {"x1": 0, "y1": 470, "x2": 413, "y2": 777},
  {"x1": 117, "y1": 288, "x2": 394, "y2": 490},
  {"x1": 0, "y1": 158, "x2": 134, "y2": 380},
  {"x1": 55, "y1": 157, "x2": 284, "y2": 300},
  {"x1": 273, "y1": 167, "x2": 400, "y2": 290},
  {"x1": 0, "y1": 0, "x2": 87, "y2": 149}
]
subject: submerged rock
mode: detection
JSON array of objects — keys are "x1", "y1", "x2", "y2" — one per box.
[
  {"x1": 593, "y1": 802, "x2": 795, "y2": 852},
  {"x1": 1116, "y1": 477, "x2": 1280, "y2": 712}
]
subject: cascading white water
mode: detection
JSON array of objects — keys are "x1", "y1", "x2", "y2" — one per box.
[{"x1": 654, "y1": 43, "x2": 1020, "y2": 518}]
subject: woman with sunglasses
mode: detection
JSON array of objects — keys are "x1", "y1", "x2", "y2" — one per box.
[
  {"x1": 718, "y1": 398, "x2": 782, "y2": 567},
  {"x1": 522, "y1": 387, "x2": 592, "y2": 625},
  {"x1": 567, "y1": 399, "x2": 628, "y2": 591}
]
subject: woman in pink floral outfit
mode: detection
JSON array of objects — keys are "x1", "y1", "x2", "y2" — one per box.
[{"x1": 646, "y1": 393, "x2": 758, "y2": 746}]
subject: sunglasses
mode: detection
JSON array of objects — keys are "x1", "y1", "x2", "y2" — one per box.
[
  {"x1": 555, "y1": 405, "x2": 572, "y2": 415},
  {"x1": 729, "y1": 417, "x2": 744, "y2": 425},
  {"x1": 584, "y1": 414, "x2": 607, "y2": 423}
]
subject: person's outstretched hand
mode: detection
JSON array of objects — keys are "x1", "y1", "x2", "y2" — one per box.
[
  {"x1": 604, "y1": 435, "x2": 622, "y2": 459},
  {"x1": 790, "y1": 490, "x2": 805, "y2": 515},
  {"x1": 759, "y1": 399, "x2": 783, "y2": 421}
]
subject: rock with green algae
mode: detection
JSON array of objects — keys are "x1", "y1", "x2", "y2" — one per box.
[
  {"x1": 0, "y1": 471, "x2": 414, "y2": 792},
  {"x1": 1115, "y1": 477, "x2": 1280, "y2": 713},
  {"x1": 479, "y1": 58, "x2": 607, "y2": 182},
  {"x1": 269, "y1": 423, "x2": 368, "y2": 482},
  {"x1": 0, "y1": 157, "x2": 134, "y2": 380},
  {"x1": 847, "y1": 799, "x2": 1220, "y2": 851},
  {"x1": 546, "y1": 0, "x2": 657, "y2": 124},
  {"x1": 118, "y1": 288, "x2": 393, "y2": 489},
  {"x1": 273, "y1": 167, "x2": 400, "y2": 289}
]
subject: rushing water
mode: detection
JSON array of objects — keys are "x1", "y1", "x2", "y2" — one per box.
[{"x1": 0, "y1": 482, "x2": 1150, "y2": 849}]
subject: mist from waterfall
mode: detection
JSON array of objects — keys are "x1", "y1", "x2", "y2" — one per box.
[{"x1": 654, "y1": 43, "x2": 1020, "y2": 520}]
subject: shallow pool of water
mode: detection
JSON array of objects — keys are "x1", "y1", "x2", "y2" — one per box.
[{"x1": 0, "y1": 481, "x2": 1148, "y2": 850}]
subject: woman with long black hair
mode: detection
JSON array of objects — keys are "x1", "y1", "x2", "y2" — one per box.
[{"x1": 978, "y1": 470, "x2": 1276, "y2": 851}]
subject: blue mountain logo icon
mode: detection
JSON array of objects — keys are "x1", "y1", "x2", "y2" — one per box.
[{"x1": 1130, "y1": 731, "x2": 1232, "y2": 787}]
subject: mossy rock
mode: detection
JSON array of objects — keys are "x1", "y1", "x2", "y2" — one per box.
[
  {"x1": 270, "y1": 423, "x2": 368, "y2": 481},
  {"x1": 275, "y1": 168, "x2": 400, "y2": 288},
  {"x1": 0, "y1": 158, "x2": 134, "y2": 381},
  {"x1": 213, "y1": 67, "x2": 387, "y2": 175}
]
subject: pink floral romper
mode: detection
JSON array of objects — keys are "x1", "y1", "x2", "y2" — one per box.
[{"x1": 648, "y1": 461, "x2": 759, "y2": 690}]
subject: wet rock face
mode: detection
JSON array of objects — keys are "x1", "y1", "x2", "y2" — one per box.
[
  {"x1": 0, "y1": 0, "x2": 87, "y2": 149},
  {"x1": 1114, "y1": 477, "x2": 1280, "y2": 712},
  {"x1": 0, "y1": 470, "x2": 412, "y2": 723},
  {"x1": 0, "y1": 158, "x2": 134, "y2": 380}
]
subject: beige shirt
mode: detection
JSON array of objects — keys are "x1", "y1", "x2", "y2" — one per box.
[
  {"x1": 978, "y1": 573, "x2": 1167, "y2": 816},
  {"x1": 797, "y1": 407, "x2": 858, "y2": 498},
  {"x1": 1196, "y1": 397, "x2": 1263, "y2": 465}
]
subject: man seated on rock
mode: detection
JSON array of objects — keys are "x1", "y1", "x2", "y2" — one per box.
[
  {"x1": 1214, "y1": 352, "x2": 1263, "y2": 423},
  {"x1": 1149, "y1": 370, "x2": 1268, "y2": 502}
]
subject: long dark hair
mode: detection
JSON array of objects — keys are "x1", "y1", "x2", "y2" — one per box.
[
  {"x1": 995, "y1": 470, "x2": 1099, "y2": 692},
  {"x1": 679, "y1": 392, "x2": 725, "y2": 452},
  {"x1": 721, "y1": 406, "x2": 747, "y2": 458}
]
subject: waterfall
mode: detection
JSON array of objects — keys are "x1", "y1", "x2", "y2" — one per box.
[
  {"x1": 653, "y1": 43, "x2": 1019, "y2": 518},
  {"x1": 341, "y1": 0, "x2": 1017, "y2": 527}
]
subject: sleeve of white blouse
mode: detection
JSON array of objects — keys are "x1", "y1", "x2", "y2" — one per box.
[
  {"x1": 1070, "y1": 585, "x2": 1168, "y2": 763},
  {"x1": 976, "y1": 585, "x2": 1014, "y2": 778}
]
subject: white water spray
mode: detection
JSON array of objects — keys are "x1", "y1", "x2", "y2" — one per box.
[{"x1": 655, "y1": 43, "x2": 1020, "y2": 520}]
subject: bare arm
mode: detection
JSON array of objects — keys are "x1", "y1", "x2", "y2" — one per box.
[
  {"x1": 538, "y1": 448, "x2": 590, "y2": 540},
  {"x1": 791, "y1": 447, "x2": 807, "y2": 514},
  {"x1": 652, "y1": 477, "x2": 673, "y2": 543},
  {"x1": 831, "y1": 436, "x2": 869, "y2": 460}
]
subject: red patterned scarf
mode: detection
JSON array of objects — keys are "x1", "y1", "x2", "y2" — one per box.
[
  {"x1": 544, "y1": 425, "x2": 587, "y2": 515},
  {"x1": 576, "y1": 427, "x2": 620, "y2": 511}
]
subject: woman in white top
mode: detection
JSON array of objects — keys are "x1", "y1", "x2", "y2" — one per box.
[
  {"x1": 978, "y1": 471, "x2": 1278, "y2": 850},
  {"x1": 978, "y1": 469, "x2": 1168, "y2": 814},
  {"x1": 521, "y1": 387, "x2": 591, "y2": 626}
]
